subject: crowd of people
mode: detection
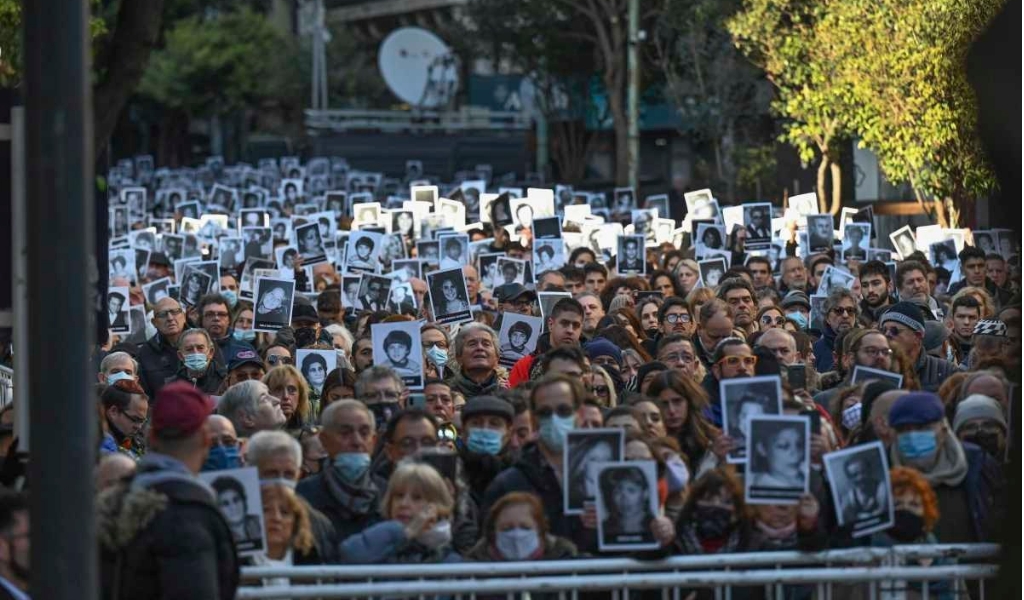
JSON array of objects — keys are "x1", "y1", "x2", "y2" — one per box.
[{"x1": 10, "y1": 156, "x2": 1018, "y2": 599}]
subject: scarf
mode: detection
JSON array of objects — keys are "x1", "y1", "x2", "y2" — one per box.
[
  {"x1": 890, "y1": 425, "x2": 969, "y2": 487},
  {"x1": 677, "y1": 522, "x2": 744, "y2": 555},
  {"x1": 448, "y1": 367, "x2": 509, "y2": 399},
  {"x1": 322, "y1": 465, "x2": 378, "y2": 517}
]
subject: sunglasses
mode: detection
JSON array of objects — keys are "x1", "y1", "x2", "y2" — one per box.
[
  {"x1": 716, "y1": 355, "x2": 758, "y2": 368},
  {"x1": 830, "y1": 306, "x2": 857, "y2": 316},
  {"x1": 535, "y1": 404, "x2": 575, "y2": 419},
  {"x1": 761, "y1": 315, "x2": 787, "y2": 326},
  {"x1": 267, "y1": 355, "x2": 293, "y2": 367}
]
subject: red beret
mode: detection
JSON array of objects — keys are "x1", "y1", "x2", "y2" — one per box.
[{"x1": 152, "y1": 382, "x2": 215, "y2": 438}]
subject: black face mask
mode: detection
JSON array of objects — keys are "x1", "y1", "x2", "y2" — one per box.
[
  {"x1": 889, "y1": 509, "x2": 925, "y2": 542},
  {"x1": 963, "y1": 432, "x2": 1002, "y2": 459},
  {"x1": 694, "y1": 505, "x2": 734, "y2": 540}
]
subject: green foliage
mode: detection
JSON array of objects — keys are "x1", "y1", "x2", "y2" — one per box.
[
  {"x1": 137, "y1": 6, "x2": 300, "y2": 117},
  {"x1": 0, "y1": 0, "x2": 108, "y2": 87}
]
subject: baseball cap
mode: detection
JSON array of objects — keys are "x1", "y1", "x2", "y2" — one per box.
[
  {"x1": 227, "y1": 345, "x2": 263, "y2": 373},
  {"x1": 152, "y1": 382, "x2": 216, "y2": 439},
  {"x1": 461, "y1": 396, "x2": 515, "y2": 424},
  {"x1": 494, "y1": 283, "x2": 536, "y2": 304}
]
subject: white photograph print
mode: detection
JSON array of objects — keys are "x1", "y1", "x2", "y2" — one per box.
[
  {"x1": 816, "y1": 266, "x2": 857, "y2": 296},
  {"x1": 142, "y1": 277, "x2": 172, "y2": 306},
  {"x1": 744, "y1": 415, "x2": 810, "y2": 505},
  {"x1": 386, "y1": 281, "x2": 418, "y2": 315},
  {"x1": 533, "y1": 240, "x2": 565, "y2": 275},
  {"x1": 253, "y1": 277, "x2": 295, "y2": 332},
  {"x1": 200, "y1": 467, "x2": 265, "y2": 555},
  {"x1": 497, "y1": 314, "x2": 543, "y2": 368},
  {"x1": 178, "y1": 267, "x2": 213, "y2": 307},
  {"x1": 496, "y1": 257, "x2": 527, "y2": 287},
  {"x1": 371, "y1": 321, "x2": 425, "y2": 390},
  {"x1": 695, "y1": 223, "x2": 727, "y2": 259},
  {"x1": 720, "y1": 375, "x2": 783, "y2": 463},
  {"x1": 684, "y1": 189, "x2": 720, "y2": 221},
  {"x1": 296, "y1": 349, "x2": 337, "y2": 397},
  {"x1": 698, "y1": 257, "x2": 728, "y2": 288},
  {"x1": 616, "y1": 234, "x2": 646, "y2": 274},
  {"x1": 438, "y1": 234, "x2": 470, "y2": 271},
  {"x1": 850, "y1": 366, "x2": 904, "y2": 389},
  {"x1": 889, "y1": 225, "x2": 917, "y2": 260},
  {"x1": 356, "y1": 274, "x2": 392, "y2": 312},
  {"x1": 345, "y1": 230, "x2": 384, "y2": 273},
  {"x1": 426, "y1": 267, "x2": 473, "y2": 325},
  {"x1": 823, "y1": 441, "x2": 894, "y2": 538},
  {"x1": 595, "y1": 460, "x2": 660, "y2": 552},
  {"x1": 107, "y1": 286, "x2": 131, "y2": 334},
  {"x1": 294, "y1": 222, "x2": 328, "y2": 266},
  {"x1": 563, "y1": 429, "x2": 625, "y2": 515},
  {"x1": 807, "y1": 214, "x2": 835, "y2": 254},
  {"x1": 841, "y1": 223, "x2": 871, "y2": 262}
]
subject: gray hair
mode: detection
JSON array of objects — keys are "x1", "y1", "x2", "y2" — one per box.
[
  {"x1": 454, "y1": 322, "x2": 499, "y2": 360},
  {"x1": 246, "y1": 430, "x2": 302, "y2": 471},
  {"x1": 177, "y1": 327, "x2": 213, "y2": 352},
  {"x1": 321, "y1": 399, "x2": 373, "y2": 431},
  {"x1": 325, "y1": 324, "x2": 354, "y2": 355},
  {"x1": 218, "y1": 380, "x2": 270, "y2": 434},
  {"x1": 99, "y1": 351, "x2": 138, "y2": 375},
  {"x1": 823, "y1": 288, "x2": 860, "y2": 319},
  {"x1": 354, "y1": 366, "x2": 406, "y2": 399}
]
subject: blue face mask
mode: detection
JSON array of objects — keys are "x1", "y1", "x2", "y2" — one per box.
[
  {"x1": 202, "y1": 445, "x2": 241, "y2": 472},
  {"x1": 786, "y1": 311, "x2": 808, "y2": 330},
  {"x1": 897, "y1": 430, "x2": 938, "y2": 461},
  {"x1": 232, "y1": 328, "x2": 256, "y2": 343},
  {"x1": 538, "y1": 415, "x2": 575, "y2": 452},
  {"x1": 467, "y1": 428, "x2": 504, "y2": 455},
  {"x1": 222, "y1": 289, "x2": 238, "y2": 308},
  {"x1": 333, "y1": 452, "x2": 371, "y2": 482},
  {"x1": 425, "y1": 345, "x2": 448, "y2": 369},
  {"x1": 182, "y1": 353, "x2": 209, "y2": 373},
  {"x1": 105, "y1": 371, "x2": 133, "y2": 385}
]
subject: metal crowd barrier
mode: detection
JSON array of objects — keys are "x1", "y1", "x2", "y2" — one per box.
[
  {"x1": 237, "y1": 543, "x2": 1000, "y2": 599},
  {"x1": 0, "y1": 366, "x2": 12, "y2": 408}
]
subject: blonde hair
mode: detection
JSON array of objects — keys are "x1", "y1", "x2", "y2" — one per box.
[
  {"x1": 262, "y1": 365, "x2": 310, "y2": 422},
  {"x1": 950, "y1": 286, "x2": 995, "y2": 318},
  {"x1": 381, "y1": 462, "x2": 454, "y2": 519},
  {"x1": 261, "y1": 484, "x2": 315, "y2": 554}
]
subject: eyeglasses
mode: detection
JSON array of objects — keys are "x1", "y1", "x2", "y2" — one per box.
[
  {"x1": 716, "y1": 355, "x2": 758, "y2": 368},
  {"x1": 591, "y1": 385, "x2": 610, "y2": 397},
  {"x1": 535, "y1": 404, "x2": 575, "y2": 419},
  {"x1": 203, "y1": 311, "x2": 230, "y2": 320},
  {"x1": 154, "y1": 308, "x2": 184, "y2": 320},
  {"x1": 761, "y1": 315, "x2": 787, "y2": 326},
  {"x1": 267, "y1": 355, "x2": 293, "y2": 367},
  {"x1": 830, "y1": 306, "x2": 857, "y2": 316},
  {"x1": 437, "y1": 424, "x2": 458, "y2": 442},
  {"x1": 364, "y1": 390, "x2": 401, "y2": 402},
  {"x1": 664, "y1": 313, "x2": 691, "y2": 324},
  {"x1": 859, "y1": 346, "x2": 893, "y2": 358},
  {"x1": 123, "y1": 412, "x2": 148, "y2": 426}
]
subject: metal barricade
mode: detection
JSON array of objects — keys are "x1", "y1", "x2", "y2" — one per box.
[
  {"x1": 0, "y1": 366, "x2": 12, "y2": 408},
  {"x1": 236, "y1": 543, "x2": 1000, "y2": 600}
]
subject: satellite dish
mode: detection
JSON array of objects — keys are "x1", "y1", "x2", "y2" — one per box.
[{"x1": 378, "y1": 28, "x2": 460, "y2": 109}]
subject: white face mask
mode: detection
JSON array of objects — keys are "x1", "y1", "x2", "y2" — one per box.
[
  {"x1": 495, "y1": 527, "x2": 540, "y2": 561},
  {"x1": 416, "y1": 520, "x2": 452, "y2": 549}
]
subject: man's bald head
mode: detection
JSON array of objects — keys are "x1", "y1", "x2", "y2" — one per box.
[
  {"x1": 206, "y1": 414, "x2": 238, "y2": 446},
  {"x1": 869, "y1": 389, "x2": 907, "y2": 446},
  {"x1": 756, "y1": 328, "x2": 799, "y2": 365},
  {"x1": 95, "y1": 453, "x2": 137, "y2": 491}
]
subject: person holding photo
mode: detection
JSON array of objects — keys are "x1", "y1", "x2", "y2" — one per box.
[
  {"x1": 300, "y1": 353, "x2": 329, "y2": 398},
  {"x1": 598, "y1": 465, "x2": 657, "y2": 546},
  {"x1": 338, "y1": 462, "x2": 460, "y2": 564},
  {"x1": 566, "y1": 436, "x2": 617, "y2": 510},
  {"x1": 437, "y1": 275, "x2": 470, "y2": 315},
  {"x1": 383, "y1": 330, "x2": 421, "y2": 379},
  {"x1": 648, "y1": 371, "x2": 724, "y2": 477},
  {"x1": 440, "y1": 238, "x2": 464, "y2": 270},
  {"x1": 749, "y1": 423, "x2": 806, "y2": 490}
]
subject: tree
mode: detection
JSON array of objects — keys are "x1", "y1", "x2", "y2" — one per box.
[
  {"x1": 822, "y1": 0, "x2": 1001, "y2": 227},
  {"x1": 728, "y1": 0, "x2": 851, "y2": 214},
  {"x1": 652, "y1": 0, "x2": 774, "y2": 202}
]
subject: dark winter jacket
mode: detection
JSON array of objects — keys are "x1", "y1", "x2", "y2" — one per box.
[
  {"x1": 812, "y1": 324, "x2": 838, "y2": 374},
  {"x1": 296, "y1": 466, "x2": 386, "y2": 542},
  {"x1": 167, "y1": 360, "x2": 228, "y2": 397},
  {"x1": 934, "y1": 442, "x2": 1004, "y2": 543},
  {"x1": 460, "y1": 448, "x2": 519, "y2": 508},
  {"x1": 913, "y1": 351, "x2": 959, "y2": 393},
  {"x1": 135, "y1": 334, "x2": 182, "y2": 398},
  {"x1": 947, "y1": 277, "x2": 1013, "y2": 309},
  {"x1": 481, "y1": 442, "x2": 596, "y2": 553},
  {"x1": 98, "y1": 453, "x2": 238, "y2": 600}
]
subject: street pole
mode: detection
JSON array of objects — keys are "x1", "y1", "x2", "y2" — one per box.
[
  {"x1": 626, "y1": 0, "x2": 641, "y2": 192},
  {"x1": 24, "y1": 0, "x2": 97, "y2": 599}
]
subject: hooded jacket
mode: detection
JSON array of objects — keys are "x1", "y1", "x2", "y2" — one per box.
[{"x1": 98, "y1": 453, "x2": 239, "y2": 600}]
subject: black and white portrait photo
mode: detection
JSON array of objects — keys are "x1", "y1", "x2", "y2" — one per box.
[
  {"x1": 889, "y1": 225, "x2": 917, "y2": 260},
  {"x1": 929, "y1": 239, "x2": 959, "y2": 273},
  {"x1": 279, "y1": 178, "x2": 304, "y2": 205},
  {"x1": 356, "y1": 274, "x2": 392, "y2": 312},
  {"x1": 353, "y1": 203, "x2": 382, "y2": 229},
  {"x1": 390, "y1": 259, "x2": 422, "y2": 284},
  {"x1": 391, "y1": 210, "x2": 416, "y2": 238},
  {"x1": 695, "y1": 224, "x2": 726, "y2": 259},
  {"x1": 850, "y1": 366, "x2": 904, "y2": 388},
  {"x1": 538, "y1": 292, "x2": 571, "y2": 322},
  {"x1": 460, "y1": 180, "x2": 486, "y2": 218},
  {"x1": 511, "y1": 199, "x2": 536, "y2": 232},
  {"x1": 426, "y1": 267, "x2": 473, "y2": 325},
  {"x1": 411, "y1": 185, "x2": 438, "y2": 206},
  {"x1": 437, "y1": 199, "x2": 467, "y2": 229},
  {"x1": 684, "y1": 189, "x2": 720, "y2": 221},
  {"x1": 841, "y1": 223, "x2": 870, "y2": 262},
  {"x1": 107, "y1": 287, "x2": 131, "y2": 334},
  {"x1": 271, "y1": 218, "x2": 292, "y2": 242},
  {"x1": 142, "y1": 277, "x2": 171, "y2": 306},
  {"x1": 563, "y1": 429, "x2": 625, "y2": 515},
  {"x1": 209, "y1": 184, "x2": 237, "y2": 211},
  {"x1": 743, "y1": 203, "x2": 773, "y2": 250},
  {"x1": 496, "y1": 257, "x2": 527, "y2": 286},
  {"x1": 644, "y1": 194, "x2": 670, "y2": 220},
  {"x1": 387, "y1": 282, "x2": 418, "y2": 315},
  {"x1": 109, "y1": 206, "x2": 129, "y2": 238},
  {"x1": 379, "y1": 234, "x2": 406, "y2": 269},
  {"x1": 612, "y1": 187, "x2": 636, "y2": 215},
  {"x1": 275, "y1": 246, "x2": 300, "y2": 272},
  {"x1": 325, "y1": 191, "x2": 347, "y2": 217},
  {"x1": 787, "y1": 192, "x2": 818, "y2": 216},
  {"x1": 133, "y1": 248, "x2": 151, "y2": 283},
  {"x1": 341, "y1": 276, "x2": 362, "y2": 310},
  {"x1": 823, "y1": 441, "x2": 893, "y2": 538},
  {"x1": 489, "y1": 193, "x2": 514, "y2": 227},
  {"x1": 179, "y1": 268, "x2": 213, "y2": 308},
  {"x1": 239, "y1": 209, "x2": 269, "y2": 230},
  {"x1": 177, "y1": 201, "x2": 201, "y2": 221},
  {"x1": 294, "y1": 222, "x2": 328, "y2": 266},
  {"x1": 371, "y1": 321, "x2": 424, "y2": 389},
  {"x1": 498, "y1": 314, "x2": 543, "y2": 368},
  {"x1": 218, "y1": 237, "x2": 243, "y2": 272},
  {"x1": 438, "y1": 234, "x2": 470, "y2": 271},
  {"x1": 698, "y1": 257, "x2": 728, "y2": 288},
  {"x1": 533, "y1": 241, "x2": 565, "y2": 275},
  {"x1": 345, "y1": 231, "x2": 383, "y2": 273},
  {"x1": 616, "y1": 235, "x2": 646, "y2": 274},
  {"x1": 242, "y1": 226, "x2": 273, "y2": 261},
  {"x1": 816, "y1": 266, "x2": 857, "y2": 296},
  {"x1": 296, "y1": 349, "x2": 336, "y2": 397},
  {"x1": 595, "y1": 461, "x2": 659, "y2": 552},
  {"x1": 239, "y1": 257, "x2": 276, "y2": 301},
  {"x1": 253, "y1": 277, "x2": 295, "y2": 332},
  {"x1": 720, "y1": 375, "x2": 783, "y2": 463},
  {"x1": 532, "y1": 216, "x2": 562, "y2": 240},
  {"x1": 744, "y1": 415, "x2": 810, "y2": 504},
  {"x1": 807, "y1": 214, "x2": 835, "y2": 254},
  {"x1": 129, "y1": 229, "x2": 157, "y2": 252},
  {"x1": 630, "y1": 209, "x2": 658, "y2": 245},
  {"x1": 972, "y1": 230, "x2": 996, "y2": 255},
  {"x1": 416, "y1": 241, "x2": 441, "y2": 271},
  {"x1": 199, "y1": 467, "x2": 265, "y2": 555},
  {"x1": 109, "y1": 248, "x2": 135, "y2": 282},
  {"x1": 405, "y1": 160, "x2": 423, "y2": 182}
]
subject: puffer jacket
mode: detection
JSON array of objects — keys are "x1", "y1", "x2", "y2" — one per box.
[{"x1": 98, "y1": 453, "x2": 239, "y2": 600}]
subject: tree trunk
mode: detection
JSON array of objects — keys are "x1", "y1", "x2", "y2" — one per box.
[
  {"x1": 828, "y1": 160, "x2": 842, "y2": 215},
  {"x1": 606, "y1": 76, "x2": 629, "y2": 186},
  {"x1": 93, "y1": 0, "x2": 166, "y2": 156},
  {"x1": 816, "y1": 156, "x2": 830, "y2": 214}
]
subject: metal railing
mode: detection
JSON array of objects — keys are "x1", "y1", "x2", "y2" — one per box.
[
  {"x1": 237, "y1": 543, "x2": 1000, "y2": 599},
  {"x1": 305, "y1": 108, "x2": 531, "y2": 133},
  {"x1": 0, "y1": 365, "x2": 12, "y2": 408}
]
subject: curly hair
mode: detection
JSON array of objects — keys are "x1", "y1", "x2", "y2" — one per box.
[{"x1": 890, "y1": 467, "x2": 940, "y2": 532}]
